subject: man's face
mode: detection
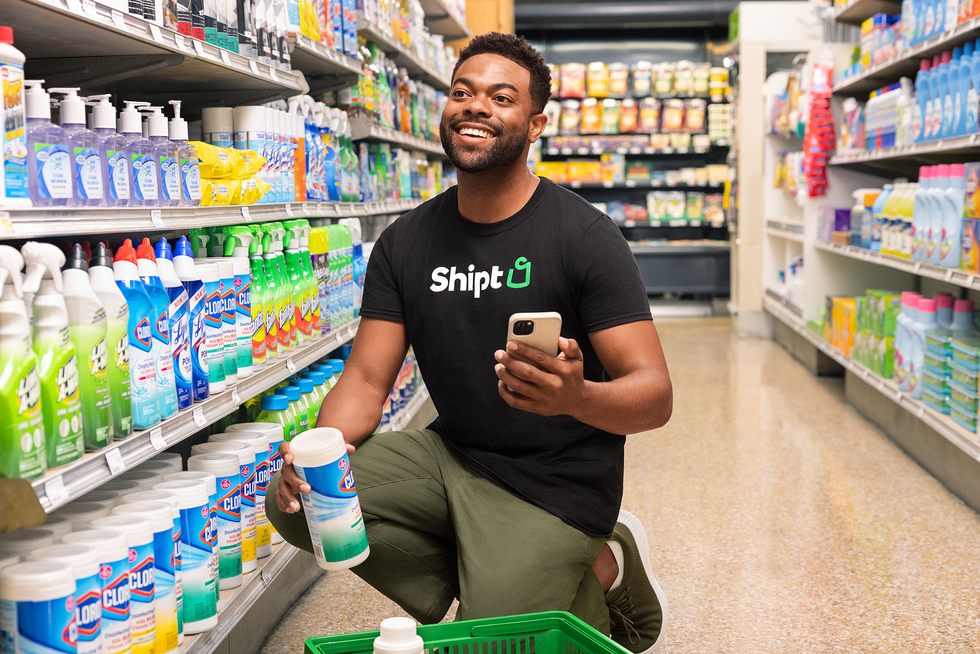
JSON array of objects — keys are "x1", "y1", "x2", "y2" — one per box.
[{"x1": 440, "y1": 53, "x2": 539, "y2": 174}]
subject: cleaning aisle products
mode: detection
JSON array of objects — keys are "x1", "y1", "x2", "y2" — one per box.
[
  {"x1": 927, "y1": 165, "x2": 949, "y2": 264},
  {"x1": 155, "y1": 238, "x2": 193, "y2": 410},
  {"x1": 283, "y1": 221, "x2": 311, "y2": 346},
  {"x1": 227, "y1": 255, "x2": 253, "y2": 377},
  {"x1": 21, "y1": 242, "x2": 83, "y2": 467},
  {"x1": 256, "y1": 394, "x2": 296, "y2": 441},
  {"x1": 212, "y1": 258, "x2": 239, "y2": 384},
  {"x1": 912, "y1": 168, "x2": 931, "y2": 261},
  {"x1": 297, "y1": 221, "x2": 320, "y2": 335},
  {"x1": 910, "y1": 297, "x2": 938, "y2": 399},
  {"x1": 146, "y1": 106, "x2": 181, "y2": 207},
  {"x1": 122, "y1": 101, "x2": 160, "y2": 207},
  {"x1": 24, "y1": 80, "x2": 70, "y2": 206},
  {"x1": 52, "y1": 88, "x2": 104, "y2": 207},
  {"x1": 252, "y1": 225, "x2": 278, "y2": 360},
  {"x1": 113, "y1": 240, "x2": 160, "y2": 430},
  {"x1": 187, "y1": 452, "x2": 243, "y2": 588},
  {"x1": 168, "y1": 101, "x2": 202, "y2": 207},
  {"x1": 935, "y1": 292, "x2": 954, "y2": 327},
  {"x1": 280, "y1": 384, "x2": 308, "y2": 434},
  {"x1": 308, "y1": 226, "x2": 329, "y2": 335},
  {"x1": 209, "y1": 431, "x2": 271, "y2": 559},
  {"x1": 137, "y1": 238, "x2": 179, "y2": 418},
  {"x1": 0, "y1": 562, "x2": 77, "y2": 654},
  {"x1": 62, "y1": 243, "x2": 112, "y2": 450},
  {"x1": 198, "y1": 262, "x2": 226, "y2": 394},
  {"x1": 226, "y1": 226, "x2": 265, "y2": 368},
  {"x1": 27, "y1": 543, "x2": 103, "y2": 654},
  {"x1": 225, "y1": 422, "x2": 283, "y2": 544},
  {"x1": 298, "y1": 378, "x2": 318, "y2": 428},
  {"x1": 173, "y1": 237, "x2": 208, "y2": 402},
  {"x1": 0, "y1": 27, "x2": 29, "y2": 206},
  {"x1": 940, "y1": 163, "x2": 966, "y2": 268},
  {"x1": 89, "y1": 95, "x2": 131, "y2": 207},
  {"x1": 89, "y1": 243, "x2": 133, "y2": 439},
  {"x1": 0, "y1": 245, "x2": 45, "y2": 479},
  {"x1": 192, "y1": 441, "x2": 256, "y2": 574}
]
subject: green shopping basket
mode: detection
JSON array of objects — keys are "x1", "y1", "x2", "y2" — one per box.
[{"x1": 305, "y1": 611, "x2": 631, "y2": 654}]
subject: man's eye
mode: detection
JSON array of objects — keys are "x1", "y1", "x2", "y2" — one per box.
[{"x1": 495, "y1": 96, "x2": 512, "y2": 103}]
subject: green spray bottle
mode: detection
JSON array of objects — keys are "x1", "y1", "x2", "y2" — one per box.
[
  {"x1": 62, "y1": 244, "x2": 112, "y2": 450},
  {"x1": 270, "y1": 222, "x2": 295, "y2": 349},
  {"x1": 225, "y1": 226, "x2": 264, "y2": 367},
  {"x1": 261, "y1": 223, "x2": 291, "y2": 355},
  {"x1": 207, "y1": 226, "x2": 226, "y2": 258},
  {"x1": 0, "y1": 245, "x2": 46, "y2": 480},
  {"x1": 187, "y1": 228, "x2": 210, "y2": 258},
  {"x1": 282, "y1": 221, "x2": 311, "y2": 347},
  {"x1": 250, "y1": 224, "x2": 278, "y2": 362},
  {"x1": 89, "y1": 243, "x2": 132, "y2": 439},
  {"x1": 296, "y1": 221, "x2": 320, "y2": 337},
  {"x1": 256, "y1": 394, "x2": 295, "y2": 442},
  {"x1": 21, "y1": 242, "x2": 84, "y2": 468}
]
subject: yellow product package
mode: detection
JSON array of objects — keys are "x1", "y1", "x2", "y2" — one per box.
[
  {"x1": 239, "y1": 150, "x2": 266, "y2": 178},
  {"x1": 200, "y1": 178, "x2": 234, "y2": 206},
  {"x1": 231, "y1": 177, "x2": 272, "y2": 205},
  {"x1": 192, "y1": 141, "x2": 244, "y2": 178}
]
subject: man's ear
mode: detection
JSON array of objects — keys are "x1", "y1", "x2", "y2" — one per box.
[{"x1": 528, "y1": 112, "x2": 549, "y2": 143}]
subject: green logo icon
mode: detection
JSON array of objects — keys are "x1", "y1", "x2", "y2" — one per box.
[{"x1": 507, "y1": 257, "x2": 530, "y2": 289}]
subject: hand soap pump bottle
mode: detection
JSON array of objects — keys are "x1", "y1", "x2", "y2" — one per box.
[
  {"x1": 121, "y1": 100, "x2": 159, "y2": 207},
  {"x1": 51, "y1": 88, "x2": 104, "y2": 207},
  {"x1": 144, "y1": 106, "x2": 181, "y2": 207},
  {"x1": 89, "y1": 95, "x2": 132, "y2": 207},
  {"x1": 25, "y1": 80, "x2": 71, "y2": 206},
  {"x1": 168, "y1": 100, "x2": 201, "y2": 207}
]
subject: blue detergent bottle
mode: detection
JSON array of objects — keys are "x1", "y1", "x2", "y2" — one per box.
[
  {"x1": 88, "y1": 95, "x2": 131, "y2": 207},
  {"x1": 916, "y1": 59, "x2": 932, "y2": 142},
  {"x1": 957, "y1": 42, "x2": 975, "y2": 136},
  {"x1": 939, "y1": 163, "x2": 966, "y2": 268},
  {"x1": 944, "y1": 48, "x2": 961, "y2": 138},
  {"x1": 871, "y1": 184, "x2": 893, "y2": 252},
  {"x1": 155, "y1": 238, "x2": 193, "y2": 410},
  {"x1": 136, "y1": 238, "x2": 178, "y2": 418},
  {"x1": 120, "y1": 101, "x2": 160, "y2": 207},
  {"x1": 24, "y1": 80, "x2": 70, "y2": 206},
  {"x1": 51, "y1": 88, "x2": 104, "y2": 207}
]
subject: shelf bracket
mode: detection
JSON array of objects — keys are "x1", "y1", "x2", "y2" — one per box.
[{"x1": 26, "y1": 54, "x2": 185, "y2": 89}]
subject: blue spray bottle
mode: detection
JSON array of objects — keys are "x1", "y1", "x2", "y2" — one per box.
[
  {"x1": 136, "y1": 238, "x2": 179, "y2": 418},
  {"x1": 24, "y1": 80, "x2": 70, "y2": 206},
  {"x1": 120, "y1": 101, "x2": 160, "y2": 207},
  {"x1": 88, "y1": 95, "x2": 131, "y2": 207},
  {"x1": 51, "y1": 88, "x2": 104, "y2": 207},
  {"x1": 969, "y1": 39, "x2": 980, "y2": 135},
  {"x1": 155, "y1": 238, "x2": 193, "y2": 410},
  {"x1": 173, "y1": 236, "x2": 209, "y2": 402}
]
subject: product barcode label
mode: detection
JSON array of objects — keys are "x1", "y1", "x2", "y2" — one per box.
[
  {"x1": 150, "y1": 427, "x2": 166, "y2": 450},
  {"x1": 45, "y1": 476, "x2": 69, "y2": 507},
  {"x1": 105, "y1": 449, "x2": 125, "y2": 475},
  {"x1": 249, "y1": 60, "x2": 260, "y2": 74},
  {"x1": 312, "y1": 542, "x2": 324, "y2": 561}
]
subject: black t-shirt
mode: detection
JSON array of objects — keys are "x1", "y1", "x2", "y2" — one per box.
[{"x1": 360, "y1": 177, "x2": 652, "y2": 537}]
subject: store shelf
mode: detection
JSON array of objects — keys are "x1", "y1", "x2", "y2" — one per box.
[
  {"x1": 815, "y1": 239, "x2": 980, "y2": 290},
  {"x1": 764, "y1": 289, "x2": 804, "y2": 317},
  {"x1": 764, "y1": 296, "x2": 980, "y2": 461},
  {"x1": 417, "y1": 0, "x2": 471, "y2": 39},
  {"x1": 545, "y1": 144, "x2": 722, "y2": 156},
  {"x1": 766, "y1": 218, "x2": 805, "y2": 243},
  {"x1": 830, "y1": 0, "x2": 901, "y2": 25},
  {"x1": 6, "y1": 0, "x2": 309, "y2": 114},
  {"x1": 833, "y1": 16, "x2": 980, "y2": 96},
  {"x1": 0, "y1": 200, "x2": 422, "y2": 242},
  {"x1": 830, "y1": 134, "x2": 980, "y2": 170},
  {"x1": 32, "y1": 320, "x2": 360, "y2": 513},
  {"x1": 349, "y1": 117, "x2": 447, "y2": 156},
  {"x1": 383, "y1": 386, "x2": 431, "y2": 433},
  {"x1": 355, "y1": 14, "x2": 452, "y2": 91},
  {"x1": 560, "y1": 181, "x2": 725, "y2": 190},
  {"x1": 287, "y1": 33, "x2": 362, "y2": 93}
]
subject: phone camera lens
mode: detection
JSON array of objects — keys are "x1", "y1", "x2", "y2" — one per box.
[{"x1": 514, "y1": 320, "x2": 534, "y2": 336}]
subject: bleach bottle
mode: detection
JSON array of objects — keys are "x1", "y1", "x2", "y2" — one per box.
[
  {"x1": 89, "y1": 243, "x2": 133, "y2": 439},
  {"x1": 174, "y1": 236, "x2": 209, "y2": 402},
  {"x1": 62, "y1": 243, "x2": 112, "y2": 450},
  {"x1": 939, "y1": 163, "x2": 966, "y2": 268},
  {"x1": 910, "y1": 298, "x2": 938, "y2": 399},
  {"x1": 0, "y1": 245, "x2": 45, "y2": 480},
  {"x1": 21, "y1": 242, "x2": 83, "y2": 468},
  {"x1": 137, "y1": 238, "x2": 179, "y2": 418},
  {"x1": 52, "y1": 87, "x2": 105, "y2": 207},
  {"x1": 114, "y1": 239, "x2": 161, "y2": 430},
  {"x1": 155, "y1": 238, "x2": 193, "y2": 410},
  {"x1": 24, "y1": 80, "x2": 71, "y2": 206},
  {"x1": 89, "y1": 95, "x2": 132, "y2": 207}
]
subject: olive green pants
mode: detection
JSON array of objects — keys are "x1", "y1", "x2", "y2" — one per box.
[{"x1": 266, "y1": 429, "x2": 609, "y2": 631}]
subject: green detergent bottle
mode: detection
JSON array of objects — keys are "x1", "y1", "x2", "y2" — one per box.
[
  {"x1": 62, "y1": 244, "x2": 112, "y2": 450},
  {"x1": 0, "y1": 245, "x2": 46, "y2": 480},
  {"x1": 256, "y1": 394, "x2": 295, "y2": 442},
  {"x1": 261, "y1": 223, "x2": 291, "y2": 355},
  {"x1": 282, "y1": 221, "x2": 311, "y2": 347},
  {"x1": 21, "y1": 242, "x2": 84, "y2": 468},
  {"x1": 278, "y1": 385, "x2": 308, "y2": 434},
  {"x1": 296, "y1": 378, "x2": 318, "y2": 429}
]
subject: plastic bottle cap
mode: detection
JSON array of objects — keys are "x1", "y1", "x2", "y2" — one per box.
[
  {"x1": 225, "y1": 423, "x2": 284, "y2": 440},
  {"x1": 0, "y1": 561, "x2": 76, "y2": 602},
  {"x1": 955, "y1": 299, "x2": 975, "y2": 313},
  {"x1": 142, "y1": 106, "x2": 168, "y2": 137},
  {"x1": 50, "y1": 88, "x2": 85, "y2": 125},
  {"x1": 155, "y1": 237, "x2": 174, "y2": 262},
  {"x1": 920, "y1": 59, "x2": 932, "y2": 72},
  {"x1": 60, "y1": 529, "x2": 128, "y2": 564},
  {"x1": 88, "y1": 95, "x2": 116, "y2": 130},
  {"x1": 169, "y1": 100, "x2": 189, "y2": 140},
  {"x1": 950, "y1": 163, "x2": 966, "y2": 177},
  {"x1": 902, "y1": 292, "x2": 921, "y2": 306},
  {"x1": 0, "y1": 528, "x2": 56, "y2": 555},
  {"x1": 941, "y1": 51, "x2": 952, "y2": 65},
  {"x1": 136, "y1": 237, "x2": 157, "y2": 263},
  {"x1": 195, "y1": 262, "x2": 219, "y2": 283},
  {"x1": 136, "y1": 459, "x2": 180, "y2": 476},
  {"x1": 0, "y1": 26, "x2": 13, "y2": 45},
  {"x1": 919, "y1": 166, "x2": 931, "y2": 178},
  {"x1": 209, "y1": 431, "x2": 270, "y2": 456},
  {"x1": 302, "y1": 371, "x2": 326, "y2": 385},
  {"x1": 24, "y1": 80, "x2": 51, "y2": 120},
  {"x1": 174, "y1": 236, "x2": 195, "y2": 260},
  {"x1": 90, "y1": 242, "x2": 114, "y2": 268},
  {"x1": 111, "y1": 501, "x2": 175, "y2": 534},
  {"x1": 76, "y1": 491, "x2": 120, "y2": 508},
  {"x1": 234, "y1": 106, "x2": 267, "y2": 132},
  {"x1": 936, "y1": 164, "x2": 951, "y2": 177},
  {"x1": 114, "y1": 239, "x2": 138, "y2": 265},
  {"x1": 298, "y1": 378, "x2": 315, "y2": 394},
  {"x1": 28, "y1": 544, "x2": 99, "y2": 580},
  {"x1": 52, "y1": 503, "x2": 111, "y2": 532},
  {"x1": 935, "y1": 294, "x2": 954, "y2": 308},
  {"x1": 278, "y1": 385, "x2": 301, "y2": 401},
  {"x1": 116, "y1": 469, "x2": 163, "y2": 491},
  {"x1": 373, "y1": 617, "x2": 424, "y2": 654},
  {"x1": 326, "y1": 359, "x2": 345, "y2": 372},
  {"x1": 918, "y1": 299, "x2": 937, "y2": 312},
  {"x1": 190, "y1": 442, "x2": 254, "y2": 466},
  {"x1": 64, "y1": 243, "x2": 89, "y2": 272},
  {"x1": 152, "y1": 479, "x2": 211, "y2": 508},
  {"x1": 119, "y1": 101, "x2": 149, "y2": 134},
  {"x1": 261, "y1": 394, "x2": 289, "y2": 411},
  {"x1": 163, "y1": 471, "x2": 217, "y2": 495},
  {"x1": 98, "y1": 480, "x2": 142, "y2": 494},
  {"x1": 88, "y1": 515, "x2": 153, "y2": 546},
  {"x1": 289, "y1": 428, "x2": 347, "y2": 468},
  {"x1": 119, "y1": 490, "x2": 180, "y2": 519}
]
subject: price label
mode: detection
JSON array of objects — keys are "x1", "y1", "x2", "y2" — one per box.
[
  {"x1": 105, "y1": 449, "x2": 125, "y2": 475},
  {"x1": 623, "y1": 220, "x2": 636, "y2": 228},
  {"x1": 45, "y1": 476, "x2": 69, "y2": 507},
  {"x1": 149, "y1": 427, "x2": 166, "y2": 450},
  {"x1": 81, "y1": 0, "x2": 98, "y2": 17},
  {"x1": 286, "y1": 358, "x2": 297, "y2": 373},
  {"x1": 193, "y1": 407, "x2": 207, "y2": 427},
  {"x1": 269, "y1": 67, "x2": 280, "y2": 82},
  {"x1": 193, "y1": 40, "x2": 205, "y2": 57},
  {"x1": 150, "y1": 209, "x2": 164, "y2": 228},
  {"x1": 348, "y1": 204, "x2": 356, "y2": 214},
  {"x1": 220, "y1": 49, "x2": 231, "y2": 65},
  {"x1": 284, "y1": 204, "x2": 294, "y2": 217},
  {"x1": 149, "y1": 24, "x2": 164, "y2": 43},
  {"x1": 241, "y1": 206, "x2": 251, "y2": 220},
  {"x1": 111, "y1": 9, "x2": 126, "y2": 29},
  {"x1": 250, "y1": 60, "x2": 260, "y2": 75},
  {"x1": 232, "y1": 389, "x2": 242, "y2": 405},
  {"x1": 602, "y1": 180, "x2": 614, "y2": 188},
  {"x1": 67, "y1": 0, "x2": 84, "y2": 13},
  {"x1": 174, "y1": 34, "x2": 186, "y2": 51},
  {"x1": 346, "y1": 324, "x2": 355, "y2": 340}
]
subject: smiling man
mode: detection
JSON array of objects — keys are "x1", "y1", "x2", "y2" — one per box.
[{"x1": 267, "y1": 32, "x2": 673, "y2": 654}]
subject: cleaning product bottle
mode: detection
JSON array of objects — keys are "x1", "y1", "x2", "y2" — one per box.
[
  {"x1": 62, "y1": 243, "x2": 112, "y2": 450},
  {"x1": 282, "y1": 221, "x2": 311, "y2": 347},
  {"x1": 297, "y1": 378, "x2": 318, "y2": 429},
  {"x1": 935, "y1": 51, "x2": 952, "y2": 139},
  {"x1": 254, "y1": 225, "x2": 279, "y2": 361},
  {"x1": 900, "y1": 181, "x2": 918, "y2": 259},
  {"x1": 340, "y1": 223, "x2": 354, "y2": 322},
  {"x1": 278, "y1": 385, "x2": 308, "y2": 434},
  {"x1": 21, "y1": 242, "x2": 83, "y2": 467},
  {"x1": 969, "y1": 37, "x2": 980, "y2": 135},
  {"x1": 248, "y1": 224, "x2": 276, "y2": 362},
  {"x1": 89, "y1": 243, "x2": 133, "y2": 439},
  {"x1": 155, "y1": 238, "x2": 193, "y2": 410},
  {"x1": 136, "y1": 238, "x2": 179, "y2": 418},
  {"x1": 911, "y1": 168, "x2": 930, "y2": 261},
  {"x1": 927, "y1": 164, "x2": 949, "y2": 264},
  {"x1": 113, "y1": 239, "x2": 160, "y2": 430},
  {"x1": 299, "y1": 371, "x2": 326, "y2": 422},
  {"x1": 256, "y1": 394, "x2": 296, "y2": 442},
  {"x1": 121, "y1": 100, "x2": 160, "y2": 207},
  {"x1": 88, "y1": 95, "x2": 131, "y2": 207},
  {"x1": 265, "y1": 223, "x2": 292, "y2": 353},
  {"x1": 173, "y1": 236, "x2": 209, "y2": 403},
  {"x1": 897, "y1": 77, "x2": 914, "y2": 146},
  {"x1": 935, "y1": 292, "x2": 955, "y2": 327},
  {"x1": 51, "y1": 88, "x2": 105, "y2": 207},
  {"x1": 958, "y1": 42, "x2": 975, "y2": 136},
  {"x1": 0, "y1": 27, "x2": 30, "y2": 206},
  {"x1": 308, "y1": 226, "x2": 329, "y2": 335},
  {"x1": 0, "y1": 245, "x2": 46, "y2": 480},
  {"x1": 348, "y1": 219, "x2": 365, "y2": 317},
  {"x1": 197, "y1": 261, "x2": 225, "y2": 394},
  {"x1": 24, "y1": 80, "x2": 71, "y2": 206},
  {"x1": 168, "y1": 100, "x2": 202, "y2": 208},
  {"x1": 952, "y1": 299, "x2": 976, "y2": 336},
  {"x1": 144, "y1": 106, "x2": 181, "y2": 207},
  {"x1": 224, "y1": 226, "x2": 263, "y2": 368},
  {"x1": 916, "y1": 59, "x2": 933, "y2": 142},
  {"x1": 226, "y1": 255, "x2": 252, "y2": 378},
  {"x1": 910, "y1": 297, "x2": 938, "y2": 399},
  {"x1": 944, "y1": 48, "x2": 961, "y2": 138},
  {"x1": 940, "y1": 162, "x2": 966, "y2": 268},
  {"x1": 296, "y1": 221, "x2": 320, "y2": 336},
  {"x1": 210, "y1": 258, "x2": 238, "y2": 384}
]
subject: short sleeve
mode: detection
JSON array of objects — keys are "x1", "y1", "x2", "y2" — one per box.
[
  {"x1": 359, "y1": 228, "x2": 405, "y2": 323},
  {"x1": 572, "y1": 215, "x2": 652, "y2": 333}
]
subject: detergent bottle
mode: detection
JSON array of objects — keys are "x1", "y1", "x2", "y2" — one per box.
[
  {"x1": 136, "y1": 238, "x2": 179, "y2": 418},
  {"x1": 282, "y1": 221, "x2": 311, "y2": 347},
  {"x1": 155, "y1": 238, "x2": 193, "y2": 410},
  {"x1": 173, "y1": 236, "x2": 209, "y2": 402},
  {"x1": 88, "y1": 243, "x2": 133, "y2": 439},
  {"x1": 910, "y1": 298, "x2": 938, "y2": 399}
]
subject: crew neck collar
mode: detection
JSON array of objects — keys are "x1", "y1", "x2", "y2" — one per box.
[{"x1": 448, "y1": 177, "x2": 551, "y2": 236}]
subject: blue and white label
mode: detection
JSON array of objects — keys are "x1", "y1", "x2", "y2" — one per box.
[
  {"x1": 127, "y1": 542, "x2": 155, "y2": 654},
  {"x1": 295, "y1": 453, "x2": 369, "y2": 566},
  {"x1": 204, "y1": 280, "x2": 225, "y2": 386},
  {"x1": 181, "y1": 159, "x2": 201, "y2": 201},
  {"x1": 107, "y1": 150, "x2": 131, "y2": 200},
  {"x1": 73, "y1": 147, "x2": 104, "y2": 200},
  {"x1": 34, "y1": 143, "x2": 71, "y2": 199},
  {"x1": 215, "y1": 473, "x2": 242, "y2": 580},
  {"x1": 74, "y1": 573, "x2": 102, "y2": 654},
  {"x1": 234, "y1": 274, "x2": 252, "y2": 370},
  {"x1": 133, "y1": 155, "x2": 158, "y2": 201},
  {"x1": 185, "y1": 281, "x2": 209, "y2": 402},
  {"x1": 219, "y1": 278, "x2": 237, "y2": 379},
  {"x1": 168, "y1": 288, "x2": 192, "y2": 410},
  {"x1": 0, "y1": 593, "x2": 76, "y2": 654},
  {"x1": 98, "y1": 556, "x2": 131, "y2": 654},
  {"x1": 160, "y1": 156, "x2": 179, "y2": 201},
  {"x1": 151, "y1": 525, "x2": 178, "y2": 654},
  {"x1": 178, "y1": 502, "x2": 216, "y2": 625}
]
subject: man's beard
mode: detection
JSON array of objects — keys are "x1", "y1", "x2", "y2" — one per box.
[{"x1": 440, "y1": 117, "x2": 529, "y2": 173}]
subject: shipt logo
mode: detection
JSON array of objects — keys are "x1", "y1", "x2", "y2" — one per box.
[{"x1": 134, "y1": 318, "x2": 152, "y2": 350}]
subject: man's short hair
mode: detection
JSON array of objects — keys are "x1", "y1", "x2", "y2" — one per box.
[{"x1": 452, "y1": 32, "x2": 551, "y2": 115}]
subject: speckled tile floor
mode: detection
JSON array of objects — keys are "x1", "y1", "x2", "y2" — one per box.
[{"x1": 259, "y1": 318, "x2": 980, "y2": 654}]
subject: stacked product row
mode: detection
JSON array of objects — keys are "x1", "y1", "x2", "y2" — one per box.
[
  {"x1": 542, "y1": 98, "x2": 727, "y2": 138},
  {"x1": 535, "y1": 157, "x2": 729, "y2": 187},
  {"x1": 290, "y1": 0, "x2": 360, "y2": 57},
  {"x1": 0, "y1": 219, "x2": 366, "y2": 480},
  {"x1": 594, "y1": 191, "x2": 724, "y2": 227},
  {"x1": 358, "y1": 0, "x2": 459, "y2": 81},
  {"x1": 548, "y1": 61, "x2": 729, "y2": 100}
]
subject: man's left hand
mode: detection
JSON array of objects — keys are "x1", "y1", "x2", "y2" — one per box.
[{"x1": 494, "y1": 337, "x2": 586, "y2": 417}]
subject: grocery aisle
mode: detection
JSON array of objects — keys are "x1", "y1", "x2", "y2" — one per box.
[{"x1": 259, "y1": 318, "x2": 980, "y2": 654}]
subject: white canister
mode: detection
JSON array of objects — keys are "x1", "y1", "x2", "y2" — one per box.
[
  {"x1": 0, "y1": 562, "x2": 77, "y2": 654},
  {"x1": 61, "y1": 529, "x2": 131, "y2": 654},
  {"x1": 53, "y1": 502, "x2": 111, "y2": 532},
  {"x1": 28, "y1": 543, "x2": 103, "y2": 654},
  {"x1": 187, "y1": 452, "x2": 243, "y2": 588},
  {"x1": 0, "y1": 528, "x2": 56, "y2": 557},
  {"x1": 191, "y1": 441, "x2": 257, "y2": 572},
  {"x1": 210, "y1": 430, "x2": 272, "y2": 558},
  {"x1": 225, "y1": 422, "x2": 284, "y2": 544}
]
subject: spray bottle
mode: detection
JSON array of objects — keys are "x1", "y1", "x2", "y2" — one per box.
[
  {"x1": 0, "y1": 28, "x2": 29, "y2": 206},
  {"x1": 155, "y1": 238, "x2": 193, "y2": 410},
  {"x1": 296, "y1": 221, "x2": 320, "y2": 335},
  {"x1": 25, "y1": 80, "x2": 71, "y2": 206},
  {"x1": 89, "y1": 243, "x2": 133, "y2": 438},
  {"x1": 21, "y1": 242, "x2": 83, "y2": 467},
  {"x1": 248, "y1": 224, "x2": 277, "y2": 361},
  {"x1": 342, "y1": 218, "x2": 365, "y2": 317},
  {"x1": 308, "y1": 226, "x2": 329, "y2": 335},
  {"x1": 143, "y1": 106, "x2": 181, "y2": 207},
  {"x1": 169, "y1": 100, "x2": 202, "y2": 207},
  {"x1": 62, "y1": 243, "x2": 112, "y2": 450},
  {"x1": 136, "y1": 238, "x2": 179, "y2": 418},
  {"x1": 173, "y1": 236, "x2": 209, "y2": 403},
  {"x1": 225, "y1": 226, "x2": 264, "y2": 368},
  {"x1": 262, "y1": 223, "x2": 291, "y2": 354},
  {"x1": 121, "y1": 101, "x2": 160, "y2": 207},
  {"x1": 51, "y1": 88, "x2": 105, "y2": 207},
  {"x1": 0, "y1": 245, "x2": 46, "y2": 480},
  {"x1": 272, "y1": 222, "x2": 296, "y2": 347},
  {"x1": 88, "y1": 95, "x2": 132, "y2": 207},
  {"x1": 282, "y1": 221, "x2": 311, "y2": 347},
  {"x1": 207, "y1": 226, "x2": 227, "y2": 258}
]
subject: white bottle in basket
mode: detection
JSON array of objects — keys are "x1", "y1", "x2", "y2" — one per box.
[
  {"x1": 374, "y1": 618, "x2": 424, "y2": 654},
  {"x1": 289, "y1": 427, "x2": 370, "y2": 570}
]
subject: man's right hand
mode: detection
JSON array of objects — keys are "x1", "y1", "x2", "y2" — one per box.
[{"x1": 274, "y1": 440, "x2": 357, "y2": 513}]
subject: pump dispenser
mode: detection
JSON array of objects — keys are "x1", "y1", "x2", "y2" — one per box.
[
  {"x1": 50, "y1": 88, "x2": 105, "y2": 206},
  {"x1": 121, "y1": 101, "x2": 160, "y2": 206},
  {"x1": 282, "y1": 221, "x2": 311, "y2": 346},
  {"x1": 113, "y1": 240, "x2": 160, "y2": 430},
  {"x1": 62, "y1": 243, "x2": 112, "y2": 450},
  {"x1": 142, "y1": 106, "x2": 181, "y2": 207},
  {"x1": 155, "y1": 238, "x2": 193, "y2": 410},
  {"x1": 0, "y1": 245, "x2": 46, "y2": 480},
  {"x1": 173, "y1": 236, "x2": 209, "y2": 402},
  {"x1": 25, "y1": 80, "x2": 71, "y2": 206},
  {"x1": 88, "y1": 243, "x2": 133, "y2": 439},
  {"x1": 136, "y1": 238, "x2": 179, "y2": 418},
  {"x1": 168, "y1": 100, "x2": 201, "y2": 207},
  {"x1": 225, "y1": 226, "x2": 265, "y2": 366},
  {"x1": 87, "y1": 95, "x2": 131, "y2": 207},
  {"x1": 21, "y1": 242, "x2": 83, "y2": 467}
]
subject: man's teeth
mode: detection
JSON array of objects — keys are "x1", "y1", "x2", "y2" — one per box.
[{"x1": 459, "y1": 127, "x2": 493, "y2": 139}]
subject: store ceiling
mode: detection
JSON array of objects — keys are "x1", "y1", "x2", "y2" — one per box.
[{"x1": 514, "y1": 0, "x2": 756, "y2": 29}]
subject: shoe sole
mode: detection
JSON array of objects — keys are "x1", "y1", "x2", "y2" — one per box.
[{"x1": 618, "y1": 509, "x2": 669, "y2": 654}]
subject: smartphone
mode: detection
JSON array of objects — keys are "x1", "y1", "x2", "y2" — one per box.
[{"x1": 507, "y1": 312, "x2": 563, "y2": 357}]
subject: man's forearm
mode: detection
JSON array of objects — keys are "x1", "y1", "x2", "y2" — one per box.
[
  {"x1": 313, "y1": 368, "x2": 388, "y2": 447},
  {"x1": 570, "y1": 369, "x2": 672, "y2": 435}
]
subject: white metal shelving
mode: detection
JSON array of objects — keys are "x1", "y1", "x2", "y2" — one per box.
[
  {"x1": 544, "y1": 143, "x2": 719, "y2": 157},
  {"x1": 764, "y1": 297, "x2": 980, "y2": 461},
  {"x1": 829, "y1": 0, "x2": 901, "y2": 25},
  {"x1": 766, "y1": 218, "x2": 805, "y2": 243},
  {"x1": 815, "y1": 240, "x2": 980, "y2": 290},
  {"x1": 287, "y1": 33, "x2": 363, "y2": 92},
  {"x1": 355, "y1": 14, "x2": 452, "y2": 91},
  {"x1": 34, "y1": 320, "x2": 360, "y2": 513},
  {"x1": 830, "y1": 133, "x2": 980, "y2": 167},
  {"x1": 349, "y1": 117, "x2": 447, "y2": 156},
  {"x1": 417, "y1": 0, "x2": 471, "y2": 40}
]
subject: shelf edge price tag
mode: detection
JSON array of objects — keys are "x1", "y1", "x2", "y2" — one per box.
[
  {"x1": 45, "y1": 476, "x2": 69, "y2": 508},
  {"x1": 174, "y1": 33, "x2": 186, "y2": 51},
  {"x1": 193, "y1": 407, "x2": 207, "y2": 427},
  {"x1": 241, "y1": 206, "x2": 251, "y2": 220},
  {"x1": 149, "y1": 427, "x2": 166, "y2": 451},
  {"x1": 149, "y1": 24, "x2": 164, "y2": 43},
  {"x1": 231, "y1": 389, "x2": 242, "y2": 405},
  {"x1": 105, "y1": 449, "x2": 125, "y2": 475},
  {"x1": 81, "y1": 0, "x2": 98, "y2": 17},
  {"x1": 249, "y1": 60, "x2": 260, "y2": 75},
  {"x1": 286, "y1": 358, "x2": 297, "y2": 373},
  {"x1": 111, "y1": 9, "x2": 127, "y2": 29},
  {"x1": 284, "y1": 204, "x2": 294, "y2": 217},
  {"x1": 193, "y1": 40, "x2": 205, "y2": 57},
  {"x1": 269, "y1": 67, "x2": 280, "y2": 82},
  {"x1": 220, "y1": 49, "x2": 231, "y2": 65},
  {"x1": 150, "y1": 209, "x2": 164, "y2": 228}
]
